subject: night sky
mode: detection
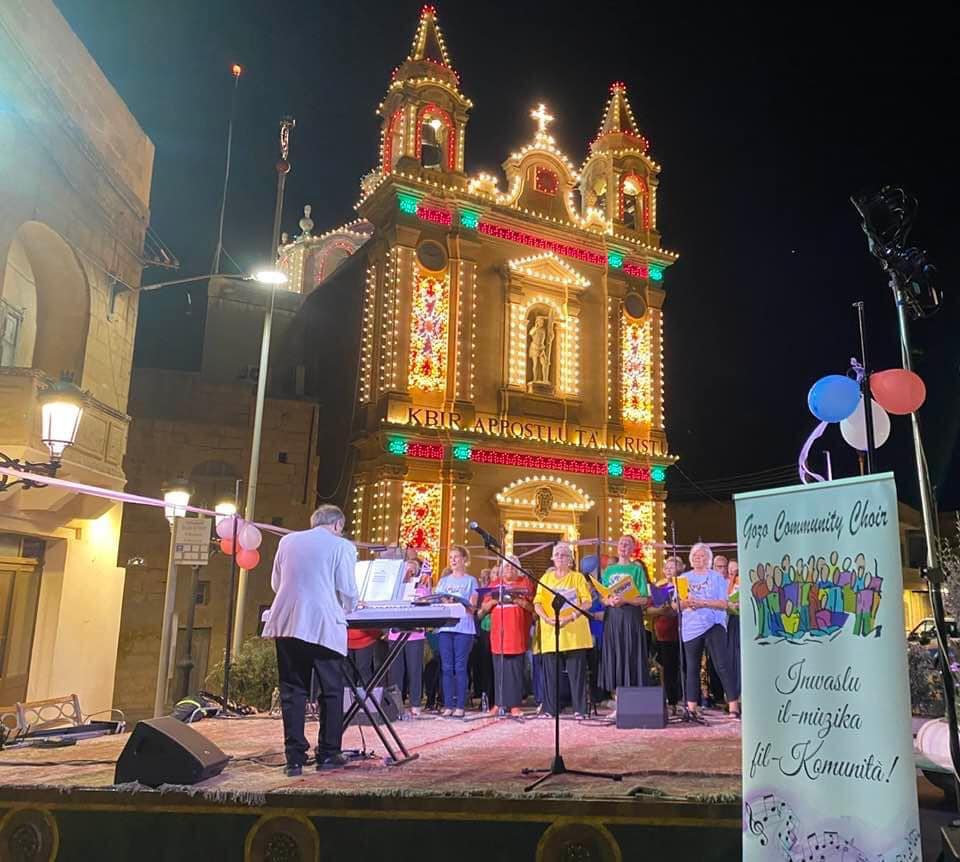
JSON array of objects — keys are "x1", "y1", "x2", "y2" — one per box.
[{"x1": 55, "y1": 2, "x2": 959, "y2": 509}]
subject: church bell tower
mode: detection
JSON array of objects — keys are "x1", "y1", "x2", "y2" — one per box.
[{"x1": 378, "y1": 5, "x2": 472, "y2": 180}]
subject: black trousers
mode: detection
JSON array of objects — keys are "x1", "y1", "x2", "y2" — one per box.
[
  {"x1": 541, "y1": 648, "x2": 588, "y2": 716},
  {"x1": 491, "y1": 652, "x2": 525, "y2": 709},
  {"x1": 389, "y1": 638, "x2": 425, "y2": 707},
  {"x1": 275, "y1": 637, "x2": 344, "y2": 766},
  {"x1": 347, "y1": 644, "x2": 377, "y2": 686},
  {"x1": 471, "y1": 628, "x2": 495, "y2": 706},
  {"x1": 657, "y1": 640, "x2": 681, "y2": 706},
  {"x1": 682, "y1": 625, "x2": 737, "y2": 706}
]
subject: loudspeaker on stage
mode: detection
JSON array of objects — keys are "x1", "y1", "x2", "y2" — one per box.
[
  {"x1": 114, "y1": 716, "x2": 229, "y2": 787},
  {"x1": 344, "y1": 684, "x2": 403, "y2": 725},
  {"x1": 615, "y1": 686, "x2": 667, "y2": 729}
]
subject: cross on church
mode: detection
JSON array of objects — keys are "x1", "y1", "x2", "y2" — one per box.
[{"x1": 530, "y1": 103, "x2": 554, "y2": 135}]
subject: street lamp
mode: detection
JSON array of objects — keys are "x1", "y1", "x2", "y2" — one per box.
[
  {"x1": 155, "y1": 476, "x2": 193, "y2": 716},
  {"x1": 176, "y1": 494, "x2": 236, "y2": 703},
  {"x1": 136, "y1": 268, "x2": 288, "y2": 293},
  {"x1": 0, "y1": 377, "x2": 85, "y2": 492},
  {"x1": 230, "y1": 116, "x2": 296, "y2": 657},
  {"x1": 214, "y1": 500, "x2": 238, "y2": 524}
]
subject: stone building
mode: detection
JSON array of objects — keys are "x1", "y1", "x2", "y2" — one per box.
[
  {"x1": 278, "y1": 7, "x2": 677, "y2": 577},
  {"x1": 0, "y1": 1, "x2": 155, "y2": 712},
  {"x1": 113, "y1": 277, "x2": 320, "y2": 721}
]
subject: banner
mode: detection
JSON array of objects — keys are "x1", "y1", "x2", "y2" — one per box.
[{"x1": 734, "y1": 473, "x2": 920, "y2": 862}]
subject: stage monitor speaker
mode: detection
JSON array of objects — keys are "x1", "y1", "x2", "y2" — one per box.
[
  {"x1": 616, "y1": 685, "x2": 667, "y2": 729},
  {"x1": 114, "y1": 716, "x2": 229, "y2": 787},
  {"x1": 344, "y1": 684, "x2": 402, "y2": 725}
]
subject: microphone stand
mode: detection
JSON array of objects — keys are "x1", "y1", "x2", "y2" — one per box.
[
  {"x1": 671, "y1": 522, "x2": 707, "y2": 726},
  {"x1": 473, "y1": 528, "x2": 622, "y2": 791}
]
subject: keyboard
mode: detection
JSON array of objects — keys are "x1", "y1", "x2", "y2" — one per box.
[{"x1": 346, "y1": 602, "x2": 466, "y2": 630}]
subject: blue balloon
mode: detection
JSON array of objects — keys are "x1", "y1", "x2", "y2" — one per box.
[
  {"x1": 581, "y1": 554, "x2": 599, "y2": 575},
  {"x1": 807, "y1": 374, "x2": 860, "y2": 423}
]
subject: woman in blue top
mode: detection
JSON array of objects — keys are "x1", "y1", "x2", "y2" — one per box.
[
  {"x1": 679, "y1": 543, "x2": 740, "y2": 719},
  {"x1": 436, "y1": 545, "x2": 479, "y2": 718}
]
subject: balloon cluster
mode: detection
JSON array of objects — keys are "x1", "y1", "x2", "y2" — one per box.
[
  {"x1": 215, "y1": 515, "x2": 263, "y2": 569},
  {"x1": 807, "y1": 368, "x2": 926, "y2": 451}
]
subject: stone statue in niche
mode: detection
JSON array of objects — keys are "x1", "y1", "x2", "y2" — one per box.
[{"x1": 528, "y1": 313, "x2": 555, "y2": 387}]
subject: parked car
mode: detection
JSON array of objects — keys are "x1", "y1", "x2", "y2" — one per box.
[{"x1": 908, "y1": 617, "x2": 959, "y2": 646}]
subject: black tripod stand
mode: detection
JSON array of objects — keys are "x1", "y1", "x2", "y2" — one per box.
[{"x1": 470, "y1": 527, "x2": 622, "y2": 791}]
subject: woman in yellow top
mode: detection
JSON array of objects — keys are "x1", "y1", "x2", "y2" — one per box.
[{"x1": 534, "y1": 541, "x2": 594, "y2": 719}]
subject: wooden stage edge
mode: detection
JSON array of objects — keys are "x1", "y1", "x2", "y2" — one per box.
[{"x1": 0, "y1": 710, "x2": 744, "y2": 861}]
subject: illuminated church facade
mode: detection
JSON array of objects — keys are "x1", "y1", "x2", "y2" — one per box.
[{"x1": 280, "y1": 6, "x2": 678, "y2": 573}]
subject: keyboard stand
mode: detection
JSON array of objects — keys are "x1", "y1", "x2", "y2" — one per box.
[{"x1": 342, "y1": 631, "x2": 419, "y2": 766}]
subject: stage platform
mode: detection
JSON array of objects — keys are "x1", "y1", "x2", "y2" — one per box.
[{"x1": 0, "y1": 707, "x2": 742, "y2": 861}]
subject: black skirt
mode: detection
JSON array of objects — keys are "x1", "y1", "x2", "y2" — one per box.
[{"x1": 599, "y1": 604, "x2": 649, "y2": 691}]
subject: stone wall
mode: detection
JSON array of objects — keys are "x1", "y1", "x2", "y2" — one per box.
[{"x1": 114, "y1": 368, "x2": 320, "y2": 720}]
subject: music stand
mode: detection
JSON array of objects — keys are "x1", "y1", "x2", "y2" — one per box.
[{"x1": 475, "y1": 529, "x2": 622, "y2": 791}]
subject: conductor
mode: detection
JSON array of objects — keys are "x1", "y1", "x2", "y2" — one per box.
[{"x1": 262, "y1": 505, "x2": 359, "y2": 776}]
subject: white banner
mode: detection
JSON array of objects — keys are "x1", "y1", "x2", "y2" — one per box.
[{"x1": 735, "y1": 473, "x2": 920, "y2": 862}]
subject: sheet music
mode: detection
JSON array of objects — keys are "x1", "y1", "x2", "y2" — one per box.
[
  {"x1": 362, "y1": 558, "x2": 406, "y2": 602},
  {"x1": 354, "y1": 559, "x2": 373, "y2": 598}
]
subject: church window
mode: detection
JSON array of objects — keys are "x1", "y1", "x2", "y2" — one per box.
[
  {"x1": 621, "y1": 500, "x2": 656, "y2": 562},
  {"x1": 620, "y1": 174, "x2": 647, "y2": 230},
  {"x1": 534, "y1": 166, "x2": 559, "y2": 196},
  {"x1": 420, "y1": 118, "x2": 442, "y2": 169},
  {"x1": 621, "y1": 309, "x2": 653, "y2": 425},
  {"x1": 407, "y1": 263, "x2": 450, "y2": 392},
  {"x1": 0, "y1": 299, "x2": 23, "y2": 367},
  {"x1": 400, "y1": 481, "x2": 442, "y2": 574}
]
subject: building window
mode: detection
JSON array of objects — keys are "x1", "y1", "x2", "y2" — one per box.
[
  {"x1": 420, "y1": 119, "x2": 443, "y2": 169},
  {"x1": 278, "y1": 452, "x2": 288, "y2": 464},
  {"x1": 195, "y1": 581, "x2": 210, "y2": 606},
  {"x1": 0, "y1": 299, "x2": 23, "y2": 367},
  {"x1": 621, "y1": 313, "x2": 653, "y2": 425},
  {"x1": 905, "y1": 530, "x2": 926, "y2": 569},
  {"x1": 620, "y1": 174, "x2": 648, "y2": 230},
  {"x1": 534, "y1": 166, "x2": 559, "y2": 196},
  {"x1": 408, "y1": 265, "x2": 450, "y2": 392}
]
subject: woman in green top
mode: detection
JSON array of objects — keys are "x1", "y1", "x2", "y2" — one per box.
[{"x1": 599, "y1": 535, "x2": 651, "y2": 704}]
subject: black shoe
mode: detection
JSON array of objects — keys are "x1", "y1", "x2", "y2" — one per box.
[
  {"x1": 316, "y1": 752, "x2": 349, "y2": 770},
  {"x1": 283, "y1": 763, "x2": 303, "y2": 777}
]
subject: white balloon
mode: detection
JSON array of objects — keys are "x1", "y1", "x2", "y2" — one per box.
[
  {"x1": 238, "y1": 523, "x2": 263, "y2": 551},
  {"x1": 215, "y1": 516, "x2": 236, "y2": 540},
  {"x1": 840, "y1": 396, "x2": 891, "y2": 450}
]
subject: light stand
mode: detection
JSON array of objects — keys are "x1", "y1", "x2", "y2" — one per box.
[
  {"x1": 474, "y1": 528, "x2": 622, "y2": 791},
  {"x1": 851, "y1": 189, "x2": 960, "y2": 822}
]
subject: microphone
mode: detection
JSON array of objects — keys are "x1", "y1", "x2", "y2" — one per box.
[{"x1": 468, "y1": 521, "x2": 501, "y2": 550}]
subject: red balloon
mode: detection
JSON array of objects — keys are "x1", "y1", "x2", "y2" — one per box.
[
  {"x1": 236, "y1": 548, "x2": 260, "y2": 569},
  {"x1": 870, "y1": 369, "x2": 926, "y2": 415},
  {"x1": 220, "y1": 538, "x2": 235, "y2": 556}
]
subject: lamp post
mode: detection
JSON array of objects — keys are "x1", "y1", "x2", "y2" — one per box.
[
  {"x1": 174, "y1": 498, "x2": 237, "y2": 703},
  {"x1": 154, "y1": 476, "x2": 192, "y2": 717},
  {"x1": 0, "y1": 377, "x2": 85, "y2": 492},
  {"x1": 230, "y1": 116, "x2": 295, "y2": 657}
]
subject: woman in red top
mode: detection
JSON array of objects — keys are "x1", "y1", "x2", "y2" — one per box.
[{"x1": 479, "y1": 556, "x2": 533, "y2": 716}]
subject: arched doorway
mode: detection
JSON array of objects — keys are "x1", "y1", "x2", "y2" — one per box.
[
  {"x1": 496, "y1": 475, "x2": 594, "y2": 575},
  {"x1": 0, "y1": 222, "x2": 90, "y2": 378}
]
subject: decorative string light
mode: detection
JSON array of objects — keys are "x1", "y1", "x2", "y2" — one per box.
[
  {"x1": 408, "y1": 264, "x2": 450, "y2": 391},
  {"x1": 621, "y1": 315, "x2": 654, "y2": 424},
  {"x1": 400, "y1": 481, "x2": 442, "y2": 574},
  {"x1": 622, "y1": 499, "x2": 656, "y2": 561}
]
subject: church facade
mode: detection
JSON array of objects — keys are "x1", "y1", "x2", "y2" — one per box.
[{"x1": 281, "y1": 6, "x2": 677, "y2": 574}]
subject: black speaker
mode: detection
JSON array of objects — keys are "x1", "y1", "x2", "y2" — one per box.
[
  {"x1": 344, "y1": 684, "x2": 403, "y2": 725},
  {"x1": 114, "y1": 717, "x2": 229, "y2": 787},
  {"x1": 616, "y1": 685, "x2": 667, "y2": 729}
]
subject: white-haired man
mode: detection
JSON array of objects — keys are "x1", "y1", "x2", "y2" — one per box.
[{"x1": 262, "y1": 504, "x2": 358, "y2": 775}]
